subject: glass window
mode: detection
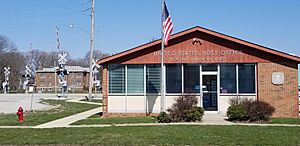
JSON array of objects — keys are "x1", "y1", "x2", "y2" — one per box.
[
  {"x1": 40, "y1": 81, "x2": 45, "y2": 86},
  {"x1": 127, "y1": 65, "x2": 144, "y2": 93},
  {"x1": 166, "y1": 64, "x2": 182, "y2": 93},
  {"x1": 76, "y1": 74, "x2": 82, "y2": 78},
  {"x1": 184, "y1": 64, "x2": 200, "y2": 93},
  {"x1": 238, "y1": 64, "x2": 255, "y2": 93},
  {"x1": 202, "y1": 64, "x2": 218, "y2": 71},
  {"x1": 220, "y1": 64, "x2": 236, "y2": 93},
  {"x1": 146, "y1": 64, "x2": 161, "y2": 93},
  {"x1": 109, "y1": 64, "x2": 125, "y2": 93},
  {"x1": 40, "y1": 73, "x2": 45, "y2": 78}
]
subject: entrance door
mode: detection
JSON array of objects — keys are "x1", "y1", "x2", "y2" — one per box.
[{"x1": 202, "y1": 75, "x2": 218, "y2": 111}]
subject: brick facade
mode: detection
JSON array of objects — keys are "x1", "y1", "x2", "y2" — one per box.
[
  {"x1": 258, "y1": 62, "x2": 299, "y2": 118},
  {"x1": 35, "y1": 66, "x2": 90, "y2": 92},
  {"x1": 99, "y1": 26, "x2": 300, "y2": 118},
  {"x1": 102, "y1": 65, "x2": 108, "y2": 115}
]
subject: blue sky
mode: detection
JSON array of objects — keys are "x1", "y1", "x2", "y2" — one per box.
[{"x1": 1, "y1": 0, "x2": 300, "y2": 59}]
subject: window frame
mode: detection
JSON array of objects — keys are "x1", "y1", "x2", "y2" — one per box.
[
  {"x1": 219, "y1": 63, "x2": 256, "y2": 96},
  {"x1": 108, "y1": 64, "x2": 126, "y2": 94},
  {"x1": 237, "y1": 63, "x2": 256, "y2": 94},
  {"x1": 106, "y1": 63, "x2": 256, "y2": 96},
  {"x1": 127, "y1": 64, "x2": 145, "y2": 94},
  {"x1": 166, "y1": 64, "x2": 182, "y2": 94},
  {"x1": 146, "y1": 64, "x2": 161, "y2": 94},
  {"x1": 220, "y1": 64, "x2": 237, "y2": 94}
]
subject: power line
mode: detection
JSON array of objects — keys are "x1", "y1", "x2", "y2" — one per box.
[
  {"x1": 44, "y1": 0, "x2": 86, "y2": 15},
  {"x1": 68, "y1": 0, "x2": 81, "y2": 5}
]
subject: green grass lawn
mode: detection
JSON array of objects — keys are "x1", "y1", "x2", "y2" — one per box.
[
  {"x1": 1, "y1": 125, "x2": 300, "y2": 145},
  {"x1": 270, "y1": 117, "x2": 300, "y2": 125},
  {"x1": 72, "y1": 115, "x2": 157, "y2": 125},
  {"x1": 0, "y1": 100, "x2": 99, "y2": 126}
]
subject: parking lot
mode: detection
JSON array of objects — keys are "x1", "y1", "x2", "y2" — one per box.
[{"x1": 0, "y1": 94, "x2": 54, "y2": 114}]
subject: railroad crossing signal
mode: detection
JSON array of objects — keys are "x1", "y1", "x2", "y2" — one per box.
[
  {"x1": 4, "y1": 66, "x2": 10, "y2": 82},
  {"x1": 58, "y1": 52, "x2": 67, "y2": 65},
  {"x1": 4, "y1": 66, "x2": 10, "y2": 75},
  {"x1": 22, "y1": 65, "x2": 33, "y2": 91},
  {"x1": 22, "y1": 65, "x2": 33, "y2": 79},
  {"x1": 3, "y1": 66, "x2": 10, "y2": 94},
  {"x1": 92, "y1": 59, "x2": 100, "y2": 69},
  {"x1": 56, "y1": 69, "x2": 69, "y2": 76},
  {"x1": 25, "y1": 65, "x2": 32, "y2": 74}
]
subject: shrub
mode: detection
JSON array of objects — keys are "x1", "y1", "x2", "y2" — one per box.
[
  {"x1": 167, "y1": 94, "x2": 204, "y2": 122},
  {"x1": 157, "y1": 112, "x2": 171, "y2": 123},
  {"x1": 227, "y1": 104, "x2": 248, "y2": 121},
  {"x1": 227, "y1": 97, "x2": 275, "y2": 122},
  {"x1": 229, "y1": 96, "x2": 252, "y2": 106},
  {"x1": 186, "y1": 106, "x2": 205, "y2": 122},
  {"x1": 244, "y1": 101, "x2": 275, "y2": 122}
]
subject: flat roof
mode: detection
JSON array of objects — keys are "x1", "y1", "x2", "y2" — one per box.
[{"x1": 36, "y1": 66, "x2": 90, "y2": 73}]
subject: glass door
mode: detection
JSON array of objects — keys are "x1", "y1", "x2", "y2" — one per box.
[{"x1": 202, "y1": 75, "x2": 218, "y2": 111}]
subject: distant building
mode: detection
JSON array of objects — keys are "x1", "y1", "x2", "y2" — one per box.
[{"x1": 35, "y1": 66, "x2": 90, "y2": 93}]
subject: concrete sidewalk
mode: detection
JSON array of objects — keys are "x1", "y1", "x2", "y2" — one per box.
[
  {"x1": 202, "y1": 113, "x2": 232, "y2": 125},
  {"x1": 67, "y1": 122, "x2": 300, "y2": 128},
  {"x1": 2, "y1": 111, "x2": 300, "y2": 128},
  {"x1": 32, "y1": 94, "x2": 102, "y2": 128},
  {"x1": 34, "y1": 107, "x2": 102, "y2": 128},
  {"x1": 33, "y1": 111, "x2": 231, "y2": 128}
]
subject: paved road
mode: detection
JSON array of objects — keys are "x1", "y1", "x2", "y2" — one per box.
[
  {"x1": 0, "y1": 94, "x2": 51, "y2": 114},
  {"x1": 0, "y1": 93, "x2": 101, "y2": 114}
]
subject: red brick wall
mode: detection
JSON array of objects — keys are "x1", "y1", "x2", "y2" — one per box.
[
  {"x1": 102, "y1": 65, "x2": 108, "y2": 115},
  {"x1": 35, "y1": 73, "x2": 57, "y2": 90},
  {"x1": 257, "y1": 62, "x2": 299, "y2": 118},
  {"x1": 35, "y1": 73, "x2": 41, "y2": 87},
  {"x1": 35, "y1": 72, "x2": 90, "y2": 92}
]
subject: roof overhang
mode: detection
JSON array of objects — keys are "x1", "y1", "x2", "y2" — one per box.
[{"x1": 98, "y1": 26, "x2": 300, "y2": 64}]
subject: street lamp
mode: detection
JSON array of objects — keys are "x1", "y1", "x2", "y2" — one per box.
[
  {"x1": 70, "y1": 24, "x2": 90, "y2": 35},
  {"x1": 70, "y1": 24, "x2": 95, "y2": 98},
  {"x1": 88, "y1": 0, "x2": 95, "y2": 100},
  {"x1": 69, "y1": 0, "x2": 95, "y2": 100}
]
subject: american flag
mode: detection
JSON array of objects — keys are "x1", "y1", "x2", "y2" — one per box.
[{"x1": 162, "y1": 1, "x2": 173, "y2": 46}]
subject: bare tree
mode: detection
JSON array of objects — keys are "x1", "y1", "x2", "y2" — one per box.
[
  {"x1": 0, "y1": 36, "x2": 26, "y2": 91},
  {"x1": 27, "y1": 49, "x2": 59, "y2": 70},
  {"x1": 68, "y1": 58, "x2": 88, "y2": 67},
  {"x1": 9, "y1": 53, "x2": 26, "y2": 90},
  {"x1": 67, "y1": 50, "x2": 110, "y2": 67},
  {"x1": 0, "y1": 35, "x2": 17, "y2": 53},
  {"x1": 83, "y1": 50, "x2": 110, "y2": 66}
]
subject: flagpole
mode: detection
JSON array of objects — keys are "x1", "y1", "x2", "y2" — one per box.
[{"x1": 160, "y1": 0, "x2": 165, "y2": 112}]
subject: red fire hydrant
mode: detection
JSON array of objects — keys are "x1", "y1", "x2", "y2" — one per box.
[{"x1": 16, "y1": 107, "x2": 24, "y2": 121}]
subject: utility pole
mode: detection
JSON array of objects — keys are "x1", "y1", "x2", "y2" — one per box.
[
  {"x1": 54, "y1": 61, "x2": 57, "y2": 95},
  {"x1": 88, "y1": 0, "x2": 95, "y2": 99}
]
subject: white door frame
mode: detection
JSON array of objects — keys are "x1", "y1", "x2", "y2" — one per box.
[{"x1": 200, "y1": 71, "x2": 219, "y2": 113}]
